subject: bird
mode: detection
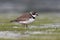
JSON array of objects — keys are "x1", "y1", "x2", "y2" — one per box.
[{"x1": 10, "y1": 11, "x2": 38, "y2": 28}]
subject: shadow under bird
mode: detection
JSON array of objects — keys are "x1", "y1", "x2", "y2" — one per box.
[{"x1": 10, "y1": 11, "x2": 38, "y2": 28}]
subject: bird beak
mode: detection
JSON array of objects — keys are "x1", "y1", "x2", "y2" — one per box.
[{"x1": 36, "y1": 13, "x2": 38, "y2": 16}]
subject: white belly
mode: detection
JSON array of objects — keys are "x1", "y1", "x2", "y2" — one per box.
[{"x1": 19, "y1": 18, "x2": 35, "y2": 24}]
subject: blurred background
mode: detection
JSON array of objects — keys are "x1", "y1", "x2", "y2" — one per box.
[
  {"x1": 0, "y1": 0, "x2": 60, "y2": 40},
  {"x1": 0, "y1": 0, "x2": 60, "y2": 13}
]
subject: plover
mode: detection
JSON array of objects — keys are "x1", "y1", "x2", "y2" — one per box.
[{"x1": 10, "y1": 11, "x2": 38, "y2": 28}]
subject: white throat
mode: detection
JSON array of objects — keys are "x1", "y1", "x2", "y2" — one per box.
[{"x1": 32, "y1": 15, "x2": 36, "y2": 17}]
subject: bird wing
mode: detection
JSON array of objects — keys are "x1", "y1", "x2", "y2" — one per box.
[{"x1": 16, "y1": 13, "x2": 32, "y2": 21}]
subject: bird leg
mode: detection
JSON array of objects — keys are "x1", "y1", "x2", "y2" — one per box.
[
  {"x1": 25, "y1": 24, "x2": 28, "y2": 28},
  {"x1": 26, "y1": 24, "x2": 28, "y2": 27}
]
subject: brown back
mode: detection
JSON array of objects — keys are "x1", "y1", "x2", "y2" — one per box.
[{"x1": 16, "y1": 13, "x2": 32, "y2": 21}]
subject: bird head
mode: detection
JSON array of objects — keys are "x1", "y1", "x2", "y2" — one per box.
[{"x1": 30, "y1": 11, "x2": 38, "y2": 17}]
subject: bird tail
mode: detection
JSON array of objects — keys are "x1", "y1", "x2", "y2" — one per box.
[{"x1": 10, "y1": 20, "x2": 18, "y2": 22}]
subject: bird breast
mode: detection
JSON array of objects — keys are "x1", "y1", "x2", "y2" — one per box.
[{"x1": 19, "y1": 18, "x2": 35, "y2": 24}]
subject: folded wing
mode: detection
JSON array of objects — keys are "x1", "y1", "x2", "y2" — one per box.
[{"x1": 16, "y1": 13, "x2": 32, "y2": 21}]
